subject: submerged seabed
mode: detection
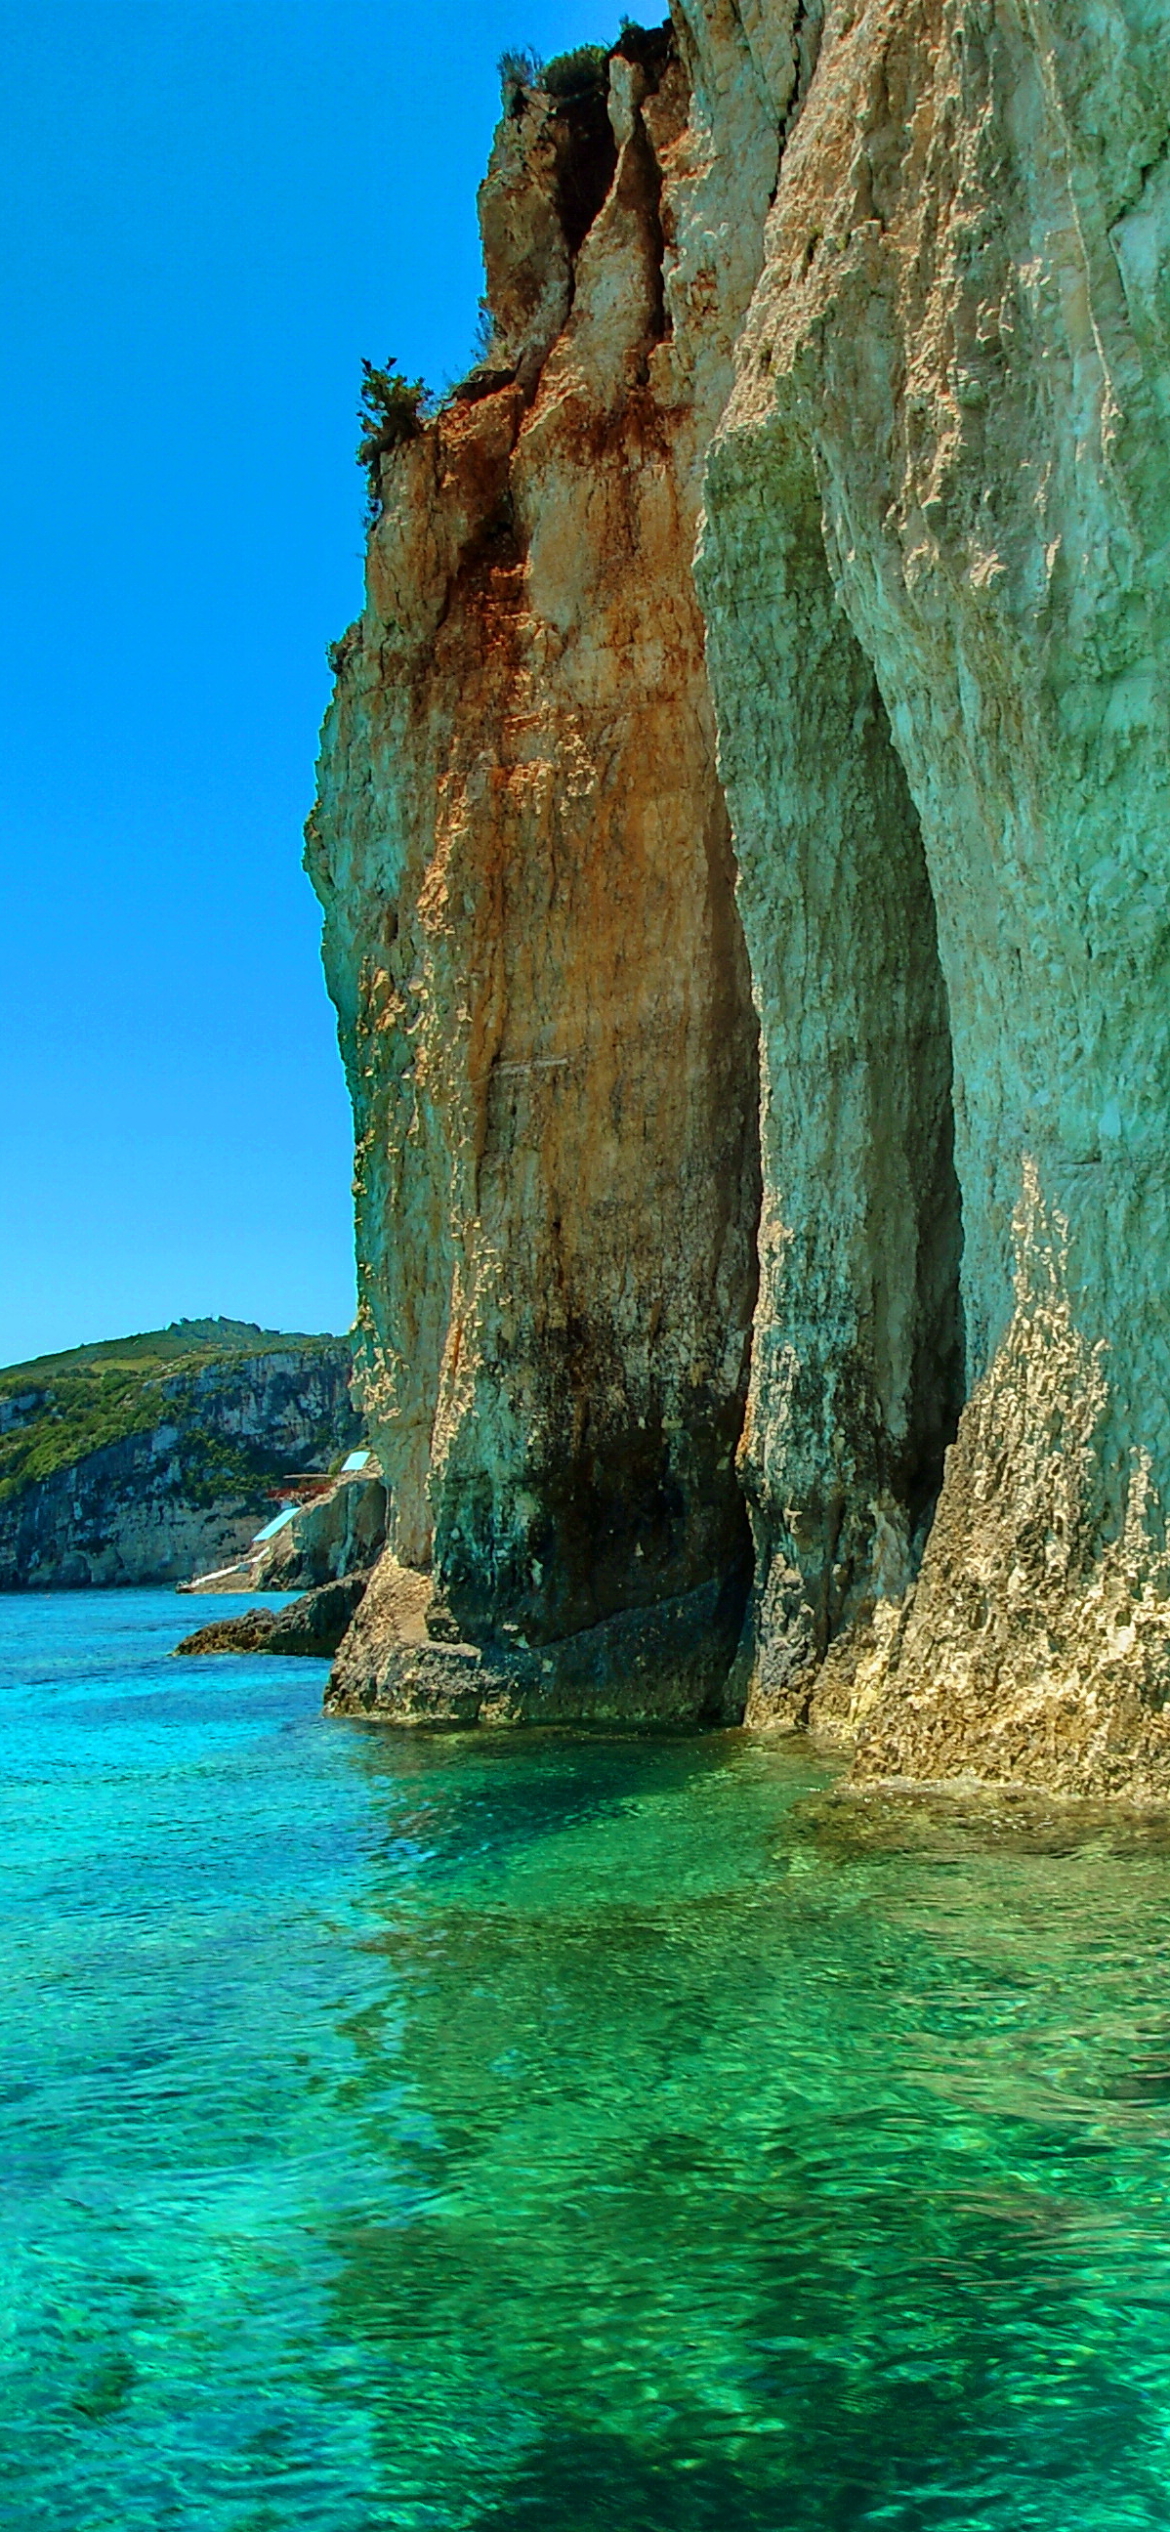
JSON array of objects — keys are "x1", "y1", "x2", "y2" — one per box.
[{"x1": 4, "y1": 1594, "x2": 1170, "y2": 2529}]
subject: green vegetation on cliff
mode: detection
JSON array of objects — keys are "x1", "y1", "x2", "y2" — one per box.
[
  {"x1": 355, "y1": 359, "x2": 430, "y2": 523},
  {"x1": 0, "y1": 1320, "x2": 350, "y2": 1508},
  {"x1": 542, "y1": 44, "x2": 610, "y2": 97}
]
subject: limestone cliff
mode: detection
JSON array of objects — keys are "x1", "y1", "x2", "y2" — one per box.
[
  {"x1": 309, "y1": 22, "x2": 767, "y2": 1722},
  {"x1": 696, "y1": 0, "x2": 1170, "y2": 1794},
  {"x1": 312, "y1": 4, "x2": 1170, "y2": 1792}
]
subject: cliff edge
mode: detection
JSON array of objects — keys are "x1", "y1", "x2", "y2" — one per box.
[{"x1": 310, "y1": 4, "x2": 1170, "y2": 1796}]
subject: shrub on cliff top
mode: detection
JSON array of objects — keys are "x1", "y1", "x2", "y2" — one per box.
[
  {"x1": 543, "y1": 43, "x2": 610, "y2": 97},
  {"x1": 498, "y1": 41, "x2": 612, "y2": 108},
  {"x1": 0, "y1": 1328, "x2": 351, "y2": 1507},
  {"x1": 357, "y1": 358, "x2": 431, "y2": 524}
]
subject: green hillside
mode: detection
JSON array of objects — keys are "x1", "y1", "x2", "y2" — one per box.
[{"x1": 0, "y1": 1320, "x2": 353, "y2": 1507}]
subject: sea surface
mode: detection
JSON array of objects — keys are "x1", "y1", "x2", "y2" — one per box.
[{"x1": 4, "y1": 1590, "x2": 1170, "y2": 2528}]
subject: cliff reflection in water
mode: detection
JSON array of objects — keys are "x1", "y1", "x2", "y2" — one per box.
[{"x1": 5, "y1": 1593, "x2": 1170, "y2": 2529}]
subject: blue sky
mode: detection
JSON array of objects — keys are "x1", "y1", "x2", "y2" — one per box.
[{"x1": 0, "y1": 0, "x2": 611, "y2": 1368}]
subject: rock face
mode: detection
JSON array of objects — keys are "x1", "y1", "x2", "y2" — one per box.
[
  {"x1": 696, "y1": 0, "x2": 1170, "y2": 1791},
  {"x1": 0, "y1": 1326, "x2": 360, "y2": 1589},
  {"x1": 311, "y1": 5, "x2": 1170, "y2": 1790},
  {"x1": 308, "y1": 22, "x2": 768, "y2": 1722}
]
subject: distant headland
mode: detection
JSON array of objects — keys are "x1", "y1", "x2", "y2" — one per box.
[{"x1": 0, "y1": 1320, "x2": 360, "y2": 1590}]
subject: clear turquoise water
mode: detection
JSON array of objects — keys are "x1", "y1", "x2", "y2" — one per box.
[{"x1": 5, "y1": 1594, "x2": 1170, "y2": 2529}]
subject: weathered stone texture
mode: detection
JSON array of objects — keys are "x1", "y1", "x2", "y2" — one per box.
[
  {"x1": 695, "y1": 0, "x2": 1170, "y2": 1783},
  {"x1": 697, "y1": 422, "x2": 964, "y2": 1719},
  {"x1": 837, "y1": 1165, "x2": 1170, "y2": 1799},
  {"x1": 313, "y1": 0, "x2": 1170, "y2": 1786},
  {"x1": 308, "y1": 24, "x2": 776, "y2": 1721}
]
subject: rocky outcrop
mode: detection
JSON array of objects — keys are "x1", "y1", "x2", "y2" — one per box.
[
  {"x1": 311, "y1": 5, "x2": 1170, "y2": 1791},
  {"x1": 0, "y1": 1325, "x2": 360, "y2": 1589},
  {"x1": 836, "y1": 1169, "x2": 1170, "y2": 1799},
  {"x1": 175, "y1": 1571, "x2": 371, "y2": 1659}
]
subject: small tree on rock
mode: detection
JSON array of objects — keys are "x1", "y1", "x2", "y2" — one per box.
[{"x1": 357, "y1": 359, "x2": 430, "y2": 524}]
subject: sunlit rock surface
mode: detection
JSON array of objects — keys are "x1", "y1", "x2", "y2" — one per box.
[
  {"x1": 697, "y1": 0, "x2": 1170, "y2": 1787},
  {"x1": 308, "y1": 23, "x2": 769, "y2": 1720},
  {"x1": 312, "y1": 2, "x2": 1170, "y2": 1786}
]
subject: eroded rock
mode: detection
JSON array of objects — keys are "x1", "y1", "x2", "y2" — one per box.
[
  {"x1": 696, "y1": 0, "x2": 1170, "y2": 1785},
  {"x1": 310, "y1": 2, "x2": 1170, "y2": 1790},
  {"x1": 307, "y1": 21, "x2": 778, "y2": 1722},
  {"x1": 175, "y1": 1571, "x2": 372, "y2": 1660}
]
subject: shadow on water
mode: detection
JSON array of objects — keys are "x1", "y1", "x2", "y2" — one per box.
[{"x1": 339, "y1": 1718, "x2": 756, "y2": 1872}]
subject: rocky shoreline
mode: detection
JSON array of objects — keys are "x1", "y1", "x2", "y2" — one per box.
[{"x1": 175, "y1": 1571, "x2": 372, "y2": 1661}]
